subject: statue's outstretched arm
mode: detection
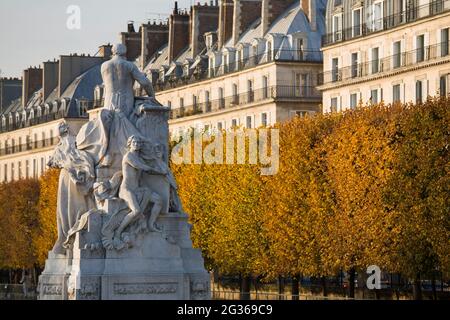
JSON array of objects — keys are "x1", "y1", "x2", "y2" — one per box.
[{"x1": 132, "y1": 65, "x2": 155, "y2": 97}]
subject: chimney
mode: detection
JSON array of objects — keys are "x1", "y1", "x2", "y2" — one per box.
[
  {"x1": 22, "y1": 67, "x2": 43, "y2": 108},
  {"x1": 191, "y1": 2, "x2": 220, "y2": 57},
  {"x1": 58, "y1": 55, "x2": 104, "y2": 97},
  {"x1": 218, "y1": 0, "x2": 234, "y2": 48},
  {"x1": 42, "y1": 60, "x2": 59, "y2": 102},
  {"x1": 141, "y1": 22, "x2": 169, "y2": 70},
  {"x1": 261, "y1": 0, "x2": 296, "y2": 36},
  {"x1": 0, "y1": 77, "x2": 22, "y2": 113},
  {"x1": 98, "y1": 44, "x2": 113, "y2": 59},
  {"x1": 120, "y1": 22, "x2": 142, "y2": 61},
  {"x1": 232, "y1": 0, "x2": 262, "y2": 46},
  {"x1": 168, "y1": 3, "x2": 190, "y2": 63},
  {"x1": 300, "y1": 0, "x2": 317, "y2": 31}
]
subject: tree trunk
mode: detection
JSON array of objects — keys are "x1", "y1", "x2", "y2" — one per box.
[
  {"x1": 412, "y1": 275, "x2": 422, "y2": 300},
  {"x1": 240, "y1": 275, "x2": 251, "y2": 300},
  {"x1": 277, "y1": 276, "x2": 285, "y2": 300},
  {"x1": 348, "y1": 268, "x2": 356, "y2": 299},
  {"x1": 431, "y1": 273, "x2": 437, "y2": 300},
  {"x1": 321, "y1": 277, "x2": 328, "y2": 297},
  {"x1": 291, "y1": 275, "x2": 300, "y2": 301}
]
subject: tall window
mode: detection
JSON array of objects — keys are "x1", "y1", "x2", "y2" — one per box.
[
  {"x1": 416, "y1": 34, "x2": 425, "y2": 62},
  {"x1": 261, "y1": 113, "x2": 268, "y2": 127},
  {"x1": 205, "y1": 91, "x2": 211, "y2": 112},
  {"x1": 333, "y1": 14, "x2": 343, "y2": 41},
  {"x1": 218, "y1": 88, "x2": 225, "y2": 109},
  {"x1": 371, "y1": 89, "x2": 379, "y2": 104},
  {"x1": 231, "y1": 119, "x2": 238, "y2": 128},
  {"x1": 246, "y1": 116, "x2": 252, "y2": 129},
  {"x1": 332, "y1": 58, "x2": 339, "y2": 82},
  {"x1": 373, "y1": 1, "x2": 383, "y2": 31},
  {"x1": 247, "y1": 80, "x2": 254, "y2": 103},
  {"x1": 262, "y1": 76, "x2": 269, "y2": 99},
  {"x1": 330, "y1": 97, "x2": 338, "y2": 112},
  {"x1": 4, "y1": 164, "x2": 7, "y2": 182},
  {"x1": 34, "y1": 133, "x2": 38, "y2": 148},
  {"x1": 441, "y1": 28, "x2": 449, "y2": 57},
  {"x1": 232, "y1": 84, "x2": 239, "y2": 104},
  {"x1": 393, "y1": 84, "x2": 401, "y2": 102},
  {"x1": 33, "y1": 159, "x2": 37, "y2": 178},
  {"x1": 351, "y1": 53, "x2": 359, "y2": 78},
  {"x1": 372, "y1": 47, "x2": 380, "y2": 73},
  {"x1": 26, "y1": 160, "x2": 29, "y2": 179},
  {"x1": 41, "y1": 158, "x2": 44, "y2": 175},
  {"x1": 393, "y1": 41, "x2": 402, "y2": 68},
  {"x1": 350, "y1": 93, "x2": 358, "y2": 109},
  {"x1": 416, "y1": 80, "x2": 423, "y2": 103},
  {"x1": 353, "y1": 8, "x2": 362, "y2": 37},
  {"x1": 42, "y1": 132, "x2": 46, "y2": 147},
  {"x1": 440, "y1": 75, "x2": 448, "y2": 97}
]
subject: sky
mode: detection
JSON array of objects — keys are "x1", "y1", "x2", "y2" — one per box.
[{"x1": 0, "y1": 0, "x2": 196, "y2": 78}]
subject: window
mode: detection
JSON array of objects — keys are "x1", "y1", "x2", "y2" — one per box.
[
  {"x1": 34, "y1": 133, "x2": 38, "y2": 148},
  {"x1": 416, "y1": 35, "x2": 425, "y2": 62},
  {"x1": 441, "y1": 28, "x2": 449, "y2": 57},
  {"x1": 350, "y1": 93, "x2": 358, "y2": 109},
  {"x1": 371, "y1": 89, "x2": 379, "y2": 104},
  {"x1": 11, "y1": 163, "x2": 14, "y2": 181},
  {"x1": 247, "y1": 80, "x2": 254, "y2": 103},
  {"x1": 50, "y1": 130, "x2": 54, "y2": 145},
  {"x1": 18, "y1": 161, "x2": 22, "y2": 179},
  {"x1": 219, "y1": 88, "x2": 225, "y2": 109},
  {"x1": 267, "y1": 41, "x2": 273, "y2": 62},
  {"x1": 4, "y1": 164, "x2": 7, "y2": 182},
  {"x1": 331, "y1": 97, "x2": 338, "y2": 112},
  {"x1": 246, "y1": 116, "x2": 253, "y2": 129},
  {"x1": 353, "y1": 8, "x2": 362, "y2": 37},
  {"x1": 167, "y1": 100, "x2": 172, "y2": 108},
  {"x1": 33, "y1": 159, "x2": 37, "y2": 178},
  {"x1": 416, "y1": 80, "x2": 423, "y2": 103},
  {"x1": 261, "y1": 113, "x2": 268, "y2": 127},
  {"x1": 42, "y1": 132, "x2": 46, "y2": 147},
  {"x1": 333, "y1": 14, "x2": 343, "y2": 41},
  {"x1": 231, "y1": 119, "x2": 238, "y2": 128},
  {"x1": 373, "y1": 1, "x2": 383, "y2": 31},
  {"x1": 393, "y1": 41, "x2": 402, "y2": 68},
  {"x1": 332, "y1": 58, "x2": 339, "y2": 82},
  {"x1": 217, "y1": 122, "x2": 223, "y2": 131},
  {"x1": 393, "y1": 84, "x2": 401, "y2": 102},
  {"x1": 440, "y1": 75, "x2": 448, "y2": 97},
  {"x1": 18, "y1": 137, "x2": 22, "y2": 152},
  {"x1": 297, "y1": 38, "x2": 305, "y2": 60},
  {"x1": 232, "y1": 84, "x2": 239, "y2": 104},
  {"x1": 11, "y1": 139, "x2": 15, "y2": 154},
  {"x1": 41, "y1": 158, "x2": 45, "y2": 175},
  {"x1": 351, "y1": 53, "x2": 359, "y2": 78},
  {"x1": 205, "y1": 91, "x2": 211, "y2": 112},
  {"x1": 263, "y1": 76, "x2": 269, "y2": 99},
  {"x1": 372, "y1": 47, "x2": 380, "y2": 74},
  {"x1": 192, "y1": 96, "x2": 197, "y2": 108},
  {"x1": 26, "y1": 160, "x2": 29, "y2": 179}
]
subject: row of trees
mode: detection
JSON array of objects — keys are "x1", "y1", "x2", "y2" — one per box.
[
  {"x1": 171, "y1": 97, "x2": 449, "y2": 299},
  {"x1": 0, "y1": 98, "x2": 447, "y2": 299}
]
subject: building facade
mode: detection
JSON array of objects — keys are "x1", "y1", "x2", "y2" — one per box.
[
  {"x1": 138, "y1": 0, "x2": 327, "y2": 138},
  {"x1": 319, "y1": 0, "x2": 450, "y2": 112},
  {"x1": 0, "y1": 47, "x2": 112, "y2": 182}
]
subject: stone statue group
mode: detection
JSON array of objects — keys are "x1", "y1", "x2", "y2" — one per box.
[{"x1": 48, "y1": 43, "x2": 182, "y2": 254}]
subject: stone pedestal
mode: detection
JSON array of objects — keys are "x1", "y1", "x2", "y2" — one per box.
[{"x1": 39, "y1": 213, "x2": 210, "y2": 300}]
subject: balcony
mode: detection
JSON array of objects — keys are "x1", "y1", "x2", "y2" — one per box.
[
  {"x1": 169, "y1": 85, "x2": 321, "y2": 121},
  {"x1": 319, "y1": 41, "x2": 450, "y2": 86},
  {"x1": 0, "y1": 138, "x2": 59, "y2": 157},
  {"x1": 322, "y1": 0, "x2": 450, "y2": 47},
  {"x1": 155, "y1": 50, "x2": 323, "y2": 93}
]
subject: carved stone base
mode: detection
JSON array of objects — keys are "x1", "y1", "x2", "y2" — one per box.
[
  {"x1": 38, "y1": 252, "x2": 71, "y2": 300},
  {"x1": 39, "y1": 212, "x2": 210, "y2": 300}
]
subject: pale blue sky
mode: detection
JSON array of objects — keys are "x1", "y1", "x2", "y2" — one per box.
[{"x1": 0, "y1": 0, "x2": 195, "y2": 77}]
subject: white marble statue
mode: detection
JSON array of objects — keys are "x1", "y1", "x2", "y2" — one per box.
[
  {"x1": 39, "y1": 44, "x2": 210, "y2": 300},
  {"x1": 117, "y1": 136, "x2": 164, "y2": 236},
  {"x1": 47, "y1": 122, "x2": 96, "y2": 254}
]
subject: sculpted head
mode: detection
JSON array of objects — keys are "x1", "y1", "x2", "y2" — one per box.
[
  {"x1": 127, "y1": 135, "x2": 143, "y2": 152},
  {"x1": 112, "y1": 43, "x2": 127, "y2": 57}
]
